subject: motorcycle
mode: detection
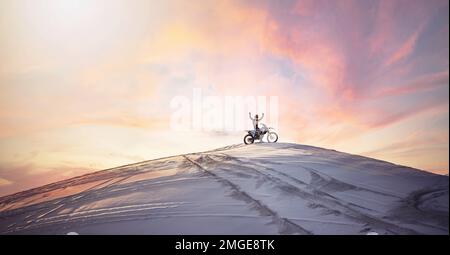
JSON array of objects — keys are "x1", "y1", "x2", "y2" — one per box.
[{"x1": 244, "y1": 123, "x2": 278, "y2": 144}]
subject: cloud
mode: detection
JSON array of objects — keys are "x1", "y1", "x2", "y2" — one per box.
[
  {"x1": 261, "y1": 13, "x2": 348, "y2": 98},
  {"x1": 0, "y1": 0, "x2": 448, "y2": 195},
  {"x1": 0, "y1": 163, "x2": 93, "y2": 197},
  {"x1": 359, "y1": 123, "x2": 449, "y2": 175},
  {"x1": 367, "y1": 103, "x2": 445, "y2": 129},
  {"x1": 0, "y1": 178, "x2": 13, "y2": 187},
  {"x1": 384, "y1": 28, "x2": 421, "y2": 67},
  {"x1": 375, "y1": 71, "x2": 449, "y2": 98}
]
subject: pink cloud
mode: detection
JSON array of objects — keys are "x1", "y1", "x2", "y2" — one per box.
[
  {"x1": 369, "y1": 0, "x2": 397, "y2": 57},
  {"x1": 261, "y1": 16, "x2": 348, "y2": 99},
  {"x1": 366, "y1": 100, "x2": 447, "y2": 129},
  {"x1": 292, "y1": 0, "x2": 316, "y2": 17},
  {"x1": 375, "y1": 71, "x2": 449, "y2": 98},
  {"x1": 384, "y1": 28, "x2": 421, "y2": 67}
]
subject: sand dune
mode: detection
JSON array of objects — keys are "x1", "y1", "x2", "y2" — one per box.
[{"x1": 0, "y1": 143, "x2": 447, "y2": 235}]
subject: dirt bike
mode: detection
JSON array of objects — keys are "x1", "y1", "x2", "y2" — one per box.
[{"x1": 244, "y1": 123, "x2": 278, "y2": 144}]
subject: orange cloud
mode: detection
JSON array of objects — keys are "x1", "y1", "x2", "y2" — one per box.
[
  {"x1": 0, "y1": 163, "x2": 93, "y2": 197},
  {"x1": 0, "y1": 178, "x2": 13, "y2": 187}
]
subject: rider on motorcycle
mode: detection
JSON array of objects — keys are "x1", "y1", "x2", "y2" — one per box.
[{"x1": 249, "y1": 112, "x2": 264, "y2": 138}]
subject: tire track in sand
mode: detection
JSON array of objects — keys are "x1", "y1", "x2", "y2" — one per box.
[{"x1": 182, "y1": 155, "x2": 312, "y2": 235}]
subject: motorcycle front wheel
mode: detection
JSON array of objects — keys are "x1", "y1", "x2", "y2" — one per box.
[
  {"x1": 244, "y1": 134, "x2": 254, "y2": 145},
  {"x1": 267, "y1": 132, "x2": 278, "y2": 143}
]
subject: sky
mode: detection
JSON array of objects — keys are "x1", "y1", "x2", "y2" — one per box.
[{"x1": 0, "y1": 0, "x2": 448, "y2": 196}]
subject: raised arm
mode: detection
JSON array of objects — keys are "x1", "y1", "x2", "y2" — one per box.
[
  {"x1": 249, "y1": 112, "x2": 254, "y2": 120},
  {"x1": 260, "y1": 113, "x2": 264, "y2": 120}
]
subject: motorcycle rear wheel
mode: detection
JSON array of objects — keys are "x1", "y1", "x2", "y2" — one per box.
[{"x1": 244, "y1": 134, "x2": 254, "y2": 145}]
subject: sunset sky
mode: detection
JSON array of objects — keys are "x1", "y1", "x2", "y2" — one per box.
[{"x1": 0, "y1": 0, "x2": 448, "y2": 196}]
